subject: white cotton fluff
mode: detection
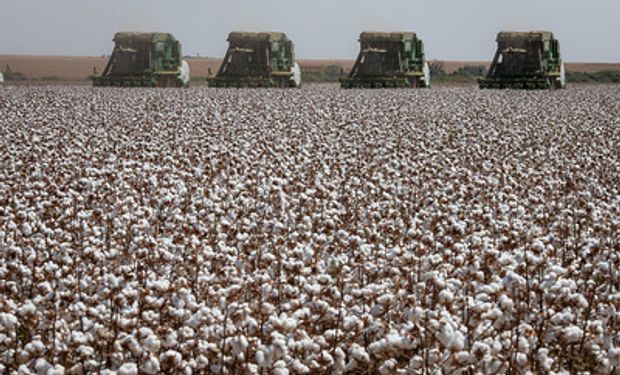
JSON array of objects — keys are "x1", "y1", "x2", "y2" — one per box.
[
  {"x1": 18, "y1": 301, "x2": 36, "y2": 316},
  {"x1": 77, "y1": 345, "x2": 95, "y2": 357},
  {"x1": 273, "y1": 360, "x2": 289, "y2": 375},
  {"x1": 34, "y1": 358, "x2": 52, "y2": 373},
  {"x1": 438, "y1": 289, "x2": 454, "y2": 304},
  {"x1": 516, "y1": 353, "x2": 528, "y2": 366},
  {"x1": 456, "y1": 351, "x2": 470, "y2": 364},
  {"x1": 143, "y1": 335, "x2": 161, "y2": 353},
  {"x1": 537, "y1": 348, "x2": 554, "y2": 371},
  {"x1": 350, "y1": 344, "x2": 369, "y2": 363},
  {"x1": 117, "y1": 363, "x2": 138, "y2": 375},
  {"x1": 378, "y1": 359, "x2": 397, "y2": 374},
  {"x1": 435, "y1": 323, "x2": 464, "y2": 351},
  {"x1": 47, "y1": 365, "x2": 65, "y2": 375},
  {"x1": 563, "y1": 325, "x2": 583, "y2": 343},
  {"x1": 608, "y1": 347, "x2": 620, "y2": 367},
  {"x1": 163, "y1": 332, "x2": 178, "y2": 348},
  {"x1": 142, "y1": 356, "x2": 160, "y2": 374},
  {"x1": 0, "y1": 313, "x2": 18, "y2": 329},
  {"x1": 256, "y1": 350, "x2": 266, "y2": 367}
]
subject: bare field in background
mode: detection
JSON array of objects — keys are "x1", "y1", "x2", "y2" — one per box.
[{"x1": 1, "y1": 55, "x2": 619, "y2": 81}]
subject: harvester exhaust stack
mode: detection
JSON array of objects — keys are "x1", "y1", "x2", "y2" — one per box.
[
  {"x1": 208, "y1": 32, "x2": 301, "y2": 88},
  {"x1": 479, "y1": 31, "x2": 565, "y2": 89},
  {"x1": 340, "y1": 31, "x2": 430, "y2": 88},
  {"x1": 92, "y1": 32, "x2": 189, "y2": 87}
]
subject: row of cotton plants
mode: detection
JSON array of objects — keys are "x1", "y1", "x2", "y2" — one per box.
[{"x1": 0, "y1": 86, "x2": 619, "y2": 374}]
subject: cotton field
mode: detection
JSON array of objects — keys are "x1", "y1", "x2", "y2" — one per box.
[{"x1": 1, "y1": 85, "x2": 619, "y2": 374}]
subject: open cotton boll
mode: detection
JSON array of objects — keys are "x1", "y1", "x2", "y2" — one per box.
[
  {"x1": 142, "y1": 356, "x2": 161, "y2": 374},
  {"x1": 117, "y1": 363, "x2": 137, "y2": 375}
]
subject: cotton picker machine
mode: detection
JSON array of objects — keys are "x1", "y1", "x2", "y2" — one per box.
[
  {"x1": 92, "y1": 32, "x2": 190, "y2": 87},
  {"x1": 208, "y1": 32, "x2": 301, "y2": 88},
  {"x1": 340, "y1": 32, "x2": 430, "y2": 88},
  {"x1": 478, "y1": 31, "x2": 565, "y2": 89}
]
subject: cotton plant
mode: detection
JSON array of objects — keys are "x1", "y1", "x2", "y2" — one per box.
[{"x1": 0, "y1": 86, "x2": 619, "y2": 374}]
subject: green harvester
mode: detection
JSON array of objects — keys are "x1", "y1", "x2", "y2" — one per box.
[
  {"x1": 479, "y1": 31, "x2": 565, "y2": 89},
  {"x1": 208, "y1": 32, "x2": 301, "y2": 88},
  {"x1": 341, "y1": 31, "x2": 430, "y2": 89},
  {"x1": 93, "y1": 32, "x2": 190, "y2": 87}
]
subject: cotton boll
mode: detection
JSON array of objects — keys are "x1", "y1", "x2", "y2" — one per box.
[
  {"x1": 142, "y1": 356, "x2": 161, "y2": 374},
  {"x1": 378, "y1": 359, "x2": 397, "y2": 374},
  {"x1": 562, "y1": 325, "x2": 583, "y2": 344},
  {"x1": 118, "y1": 363, "x2": 138, "y2": 375},
  {"x1": 143, "y1": 335, "x2": 161, "y2": 353}
]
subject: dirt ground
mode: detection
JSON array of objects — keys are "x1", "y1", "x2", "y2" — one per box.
[{"x1": 0, "y1": 55, "x2": 618, "y2": 81}]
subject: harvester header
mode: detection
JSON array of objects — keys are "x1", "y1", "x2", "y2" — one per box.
[
  {"x1": 479, "y1": 30, "x2": 565, "y2": 89},
  {"x1": 341, "y1": 31, "x2": 430, "y2": 88}
]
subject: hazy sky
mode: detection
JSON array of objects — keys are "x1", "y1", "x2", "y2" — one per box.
[{"x1": 2, "y1": 0, "x2": 619, "y2": 62}]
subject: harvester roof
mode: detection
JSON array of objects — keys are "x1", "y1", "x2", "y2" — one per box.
[
  {"x1": 113, "y1": 32, "x2": 177, "y2": 44},
  {"x1": 359, "y1": 32, "x2": 417, "y2": 42},
  {"x1": 227, "y1": 32, "x2": 289, "y2": 43},
  {"x1": 497, "y1": 31, "x2": 555, "y2": 42}
]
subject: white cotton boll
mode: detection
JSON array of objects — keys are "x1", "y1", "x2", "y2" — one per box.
[
  {"x1": 34, "y1": 358, "x2": 52, "y2": 373},
  {"x1": 0, "y1": 313, "x2": 18, "y2": 329},
  {"x1": 498, "y1": 295, "x2": 514, "y2": 311},
  {"x1": 196, "y1": 354, "x2": 209, "y2": 369},
  {"x1": 256, "y1": 350, "x2": 266, "y2": 367},
  {"x1": 607, "y1": 347, "x2": 620, "y2": 367},
  {"x1": 48, "y1": 365, "x2": 65, "y2": 375},
  {"x1": 118, "y1": 363, "x2": 138, "y2": 375},
  {"x1": 142, "y1": 356, "x2": 160, "y2": 374},
  {"x1": 25, "y1": 340, "x2": 45, "y2": 354},
  {"x1": 562, "y1": 325, "x2": 583, "y2": 343},
  {"x1": 518, "y1": 336, "x2": 530, "y2": 352},
  {"x1": 290, "y1": 359, "x2": 309, "y2": 374},
  {"x1": 22, "y1": 223, "x2": 32, "y2": 236},
  {"x1": 378, "y1": 359, "x2": 397, "y2": 374},
  {"x1": 406, "y1": 307, "x2": 424, "y2": 324},
  {"x1": 143, "y1": 335, "x2": 161, "y2": 353},
  {"x1": 516, "y1": 353, "x2": 528, "y2": 366},
  {"x1": 18, "y1": 365, "x2": 33, "y2": 375},
  {"x1": 436, "y1": 323, "x2": 464, "y2": 351},
  {"x1": 334, "y1": 347, "x2": 346, "y2": 370},
  {"x1": 350, "y1": 344, "x2": 369, "y2": 363},
  {"x1": 456, "y1": 351, "x2": 470, "y2": 364},
  {"x1": 537, "y1": 348, "x2": 553, "y2": 371},
  {"x1": 77, "y1": 345, "x2": 95, "y2": 357},
  {"x1": 18, "y1": 301, "x2": 36, "y2": 316},
  {"x1": 273, "y1": 360, "x2": 288, "y2": 375},
  {"x1": 438, "y1": 289, "x2": 454, "y2": 304},
  {"x1": 163, "y1": 332, "x2": 178, "y2": 348}
]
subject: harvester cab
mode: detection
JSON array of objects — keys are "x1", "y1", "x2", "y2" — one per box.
[
  {"x1": 341, "y1": 32, "x2": 430, "y2": 88},
  {"x1": 479, "y1": 31, "x2": 565, "y2": 89},
  {"x1": 93, "y1": 32, "x2": 190, "y2": 87},
  {"x1": 208, "y1": 32, "x2": 301, "y2": 88}
]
